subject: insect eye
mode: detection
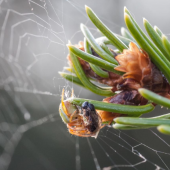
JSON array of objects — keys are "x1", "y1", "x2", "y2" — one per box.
[{"x1": 82, "y1": 101, "x2": 89, "y2": 109}]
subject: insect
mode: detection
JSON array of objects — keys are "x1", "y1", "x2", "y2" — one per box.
[
  {"x1": 60, "y1": 89, "x2": 102, "y2": 137},
  {"x1": 59, "y1": 6, "x2": 170, "y2": 137}
]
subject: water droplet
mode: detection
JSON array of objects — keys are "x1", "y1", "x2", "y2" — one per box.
[{"x1": 24, "y1": 112, "x2": 31, "y2": 120}]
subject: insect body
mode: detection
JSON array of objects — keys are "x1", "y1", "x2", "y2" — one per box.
[
  {"x1": 60, "y1": 91, "x2": 102, "y2": 137},
  {"x1": 81, "y1": 101, "x2": 101, "y2": 134}
]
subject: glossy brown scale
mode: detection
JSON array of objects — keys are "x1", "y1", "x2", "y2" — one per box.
[{"x1": 97, "y1": 90, "x2": 148, "y2": 124}]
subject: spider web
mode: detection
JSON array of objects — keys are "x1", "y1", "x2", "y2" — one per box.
[{"x1": 0, "y1": 0, "x2": 170, "y2": 170}]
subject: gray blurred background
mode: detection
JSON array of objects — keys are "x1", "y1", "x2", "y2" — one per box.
[{"x1": 0, "y1": 0, "x2": 170, "y2": 170}]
